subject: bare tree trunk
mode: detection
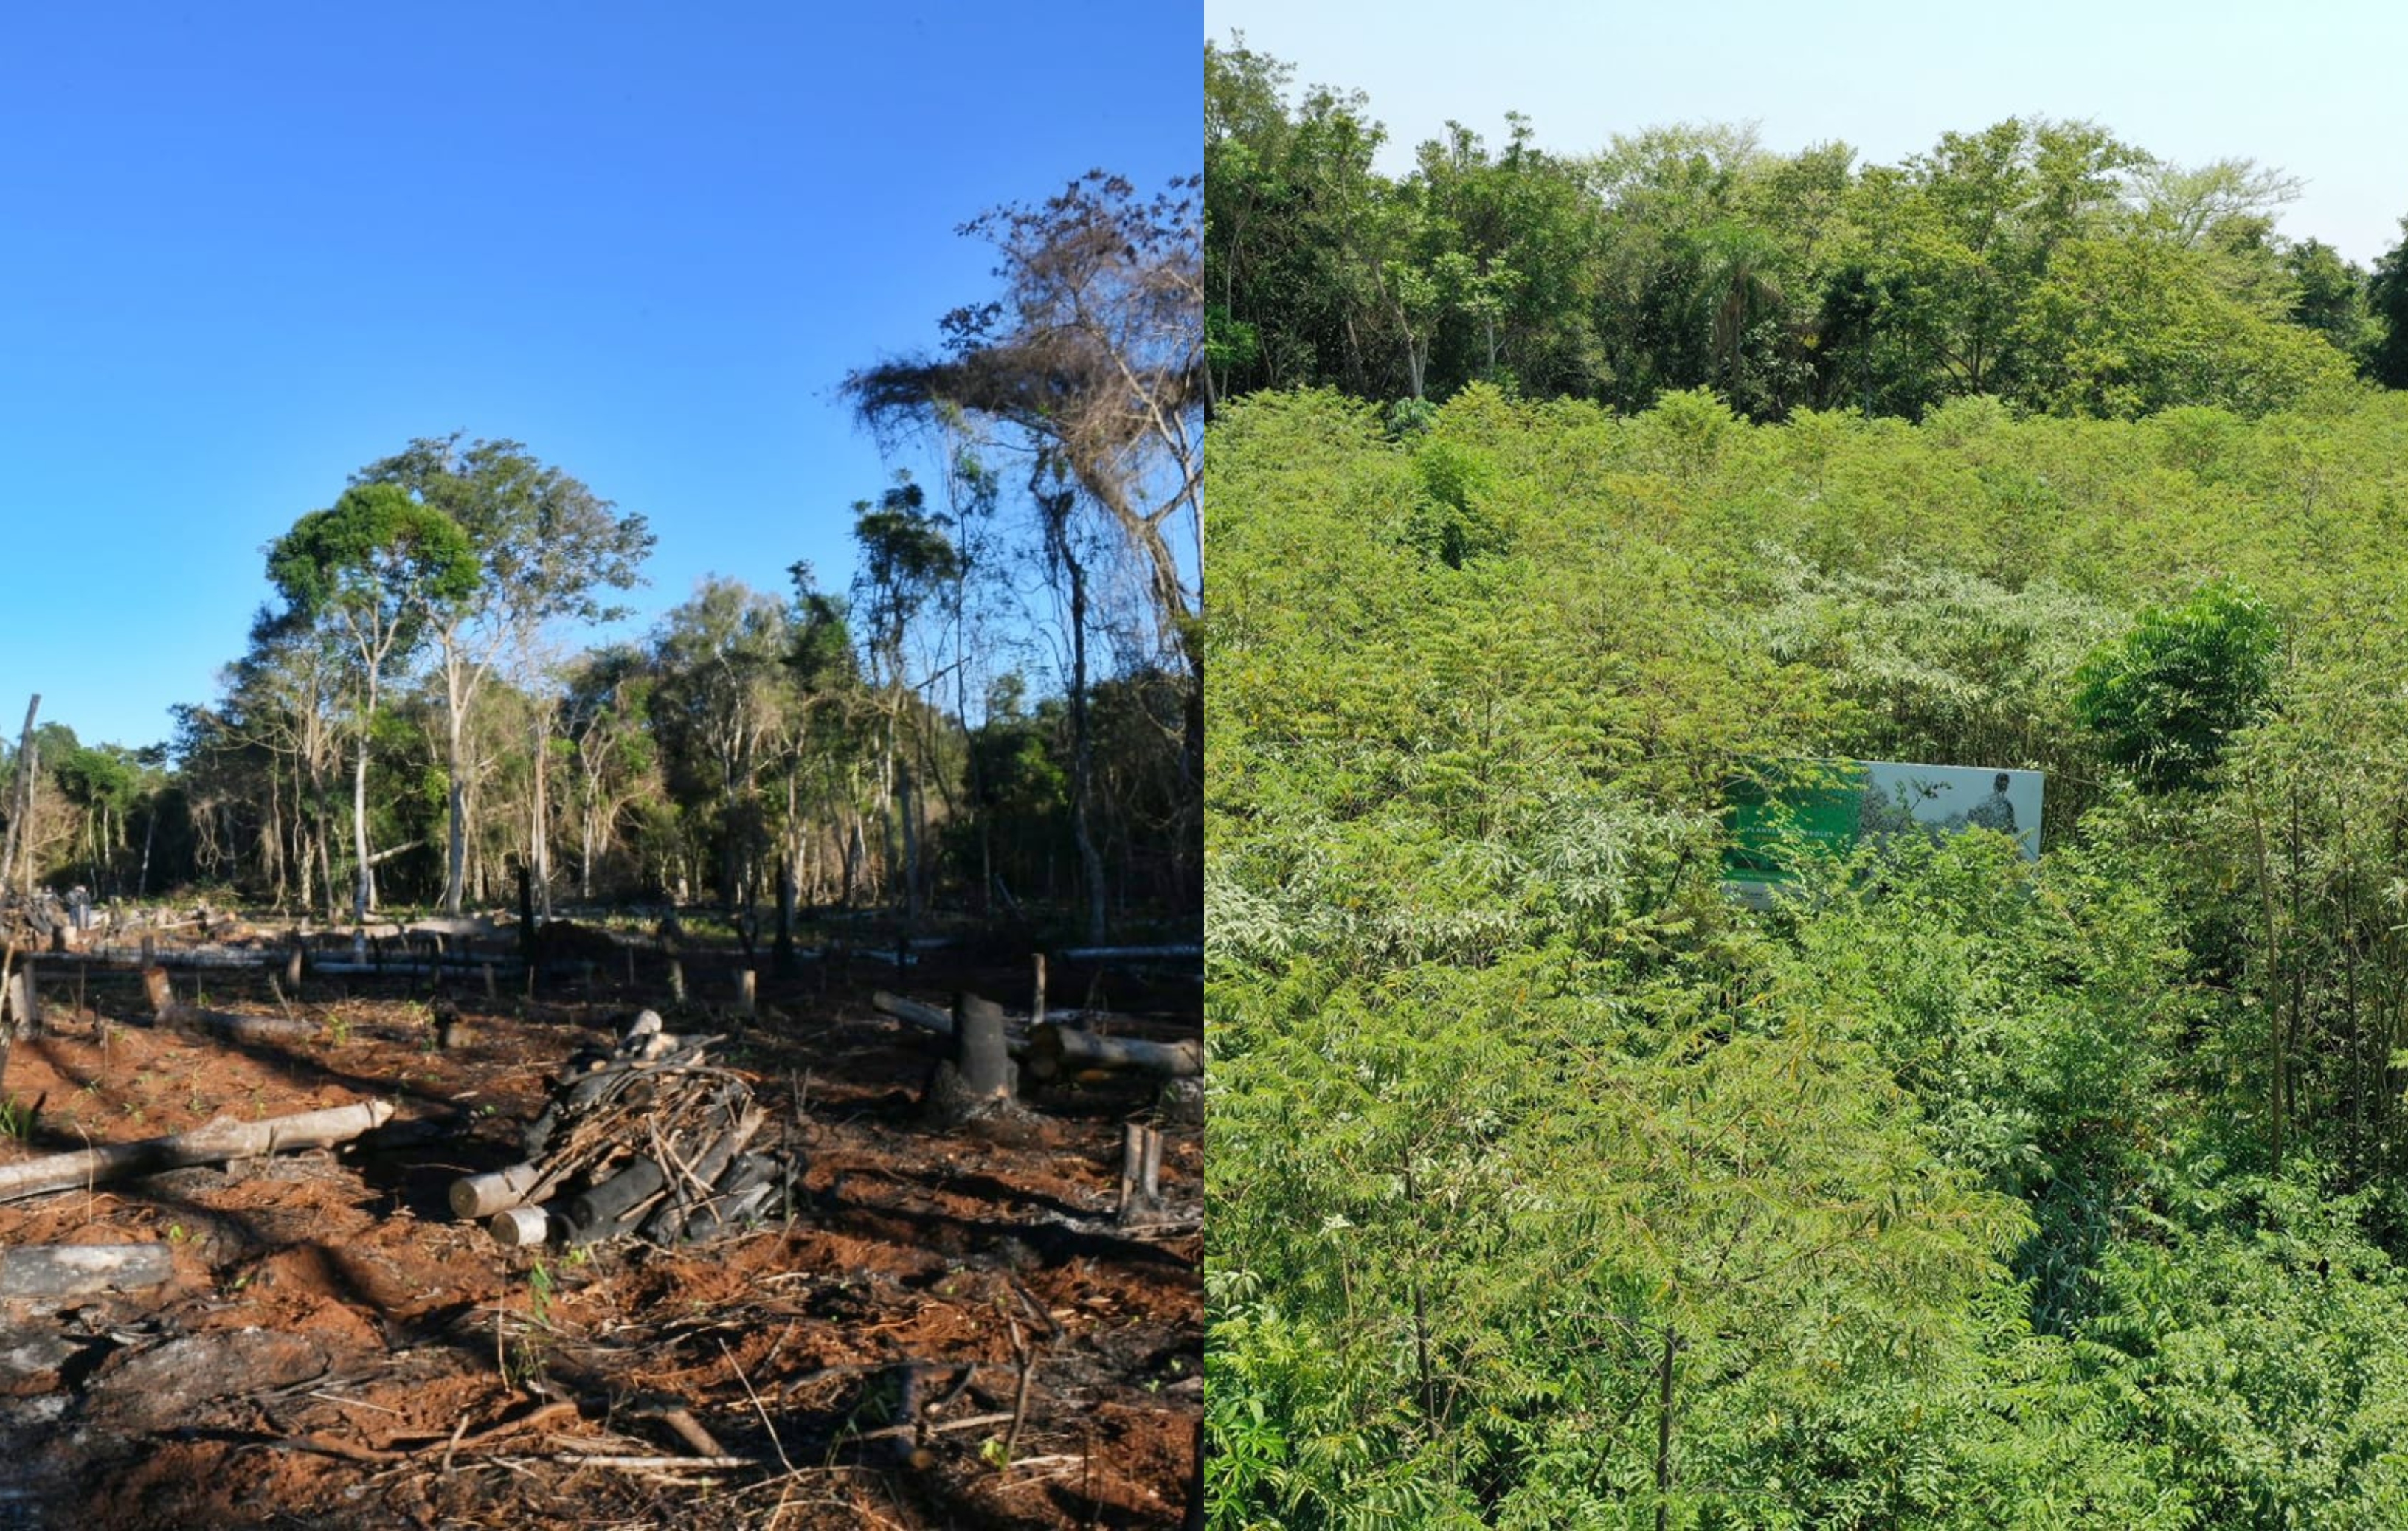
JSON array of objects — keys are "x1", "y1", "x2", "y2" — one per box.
[
  {"x1": 1, "y1": 695, "x2": 39, "y2": 898},
  {"x1": 1064, "y1": 544, "x2": 1106, "y2": 946},
  {"x1": 531, "y1": 705, "x2": 556, "y2": 919},
  {"x1": 350, "y1": 737, "x2": 372, "y2": 925},
  {"x1": 443, "y1": 702, "x2": 469, "y2": 916},
  {"x1": 898, "y1": 762, "x2": 921, "y2": 928}
]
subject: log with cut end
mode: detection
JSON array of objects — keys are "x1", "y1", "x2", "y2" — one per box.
[
  {"x1": 0, "y1": 1242, "x2": 174, "y2": 1297},
  {"x1": 450, "y1": 1161, "x2": 545, "y2": 1220},
  {"x1": 0, "y1": 1100, "x2": 394, "y2": 1204},
  {"x1": 489, "y1": 1205, "x2": 552, "y2": 1248},
  {"x1": 1025, "y1": 1023, "x2": 1202, "y2": 1080}
]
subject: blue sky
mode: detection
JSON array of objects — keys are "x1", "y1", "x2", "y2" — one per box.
[
  {"x1": 1205, "y1": 0, "x2": 2408, "y2": 266},
  {"x1": 0, "y1": 3, "x2": 1201, "y2": 749}
]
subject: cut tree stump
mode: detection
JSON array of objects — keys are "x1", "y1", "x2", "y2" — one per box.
[
  {"x1": 0, "y1": 1242, "x2": 173, "y2": 1297},
  {"x1": 0, "y1": 1100, "x2": 394, "y2": 1203},
  {"x1": 1117, "y1": 1123, "x2": 1166, "y2": 1226},
  {"x1": 923, "y1": 992, "x2": 1020, "y2": 1127}
]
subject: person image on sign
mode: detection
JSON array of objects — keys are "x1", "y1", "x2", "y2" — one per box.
[{"x1": 1963, "y1": 773, "x2": 2017, "y2": 834}]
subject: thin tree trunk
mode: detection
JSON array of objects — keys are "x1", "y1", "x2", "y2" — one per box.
[
  {"x1": 532, "y1": 705, "x2": 555, "y2": 919},
  {"x1": 351, "y1": 737, "x2": 372, "y2": 925},
  {"x1": 2, "y1": 695, "x2": 39, "y2": 898},
  {"x1": 1064, "y1": 545, "x2": 1106, "y2": 945},
  {"x1": 443, "y1": 703, "x2": 469, "y2": 916},
  {"x1": 1655, "y1": 1324, "x2": 1678, "y2": 1531}
]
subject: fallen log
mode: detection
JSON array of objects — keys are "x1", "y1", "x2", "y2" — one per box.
[
  {"x1": 871, "y1": 989, "x2": 1149, "y2": 1040},
  {"x1": 872, "y1": 989, "x2": 958, "y2": 1036},
  {"x1": 1025, "y1": 1023, "x2": 1202, "y2": 1081},
  {"x1": 0, "y1": 1099, "x2": 394, "y2": 1204},
  {"x1": 1056, "y1": 944, "x2": 1201, "y2": 962},
  {"x1": 143, "y1": 966, "x2": 320, "y2": 1043},
  {"x1": 0, "y1": 1242, "x2": 173, "y2": 1297},
  {"x1": 450, "y1": 1161, "x2": 545, "y2": 1220},
  {"x1": 563, "y1": 1155, "x2": 668, "y2": 1244},
  {"x1": 159, "y1": 1005, "x2": 321, "y2": 1043}
]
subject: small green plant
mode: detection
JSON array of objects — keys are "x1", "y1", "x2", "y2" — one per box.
[
  {"x1": 166, "y1": 1223, "x2": 187, "y2": 1244},
  {"x1": 325, "y1": 1012, "x2": 352, "y2": 1047},
  {"x1": 529, "y1": 1257, "x2": 555, "y2": 1326},
  {"x1": 979, "y1": 1437, "x2": 1011, "y2": 1470},
  {"x1": 0, "y1": 1095, "x2": 33, "y2": 1141}
]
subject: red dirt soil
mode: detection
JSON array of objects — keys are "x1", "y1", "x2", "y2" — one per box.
[{"x1": 0, "y1": 933, "x2": 1200, "y2": 1529}]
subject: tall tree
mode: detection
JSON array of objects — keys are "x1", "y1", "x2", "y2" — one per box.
[
  {"x1": 264, "y1": 483, "x2": 478, "y2": 923},
  {"x1": 845, "y1": 170, "x2": 1205, "y2": 786},
  {"x1": 2366, "y1": 216, "x2": 2408, "y2": 387},
  {"x1": 350, "y1": 436, "x2": 651, "y2": 913},
  {"x1": 850, "y1": 475, "x2": 963, "y2": 928}
]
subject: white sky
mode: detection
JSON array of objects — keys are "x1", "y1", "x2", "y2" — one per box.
[{"x1": 1204, "y1": 0, "x2": 2408, "y2": 267}]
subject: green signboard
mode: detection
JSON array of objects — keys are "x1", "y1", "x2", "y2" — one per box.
[{"x1": 1724, "y1": 759, "x2": 2044, "y2": 904}]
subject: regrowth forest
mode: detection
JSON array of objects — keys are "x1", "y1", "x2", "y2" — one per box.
[
  {"x1": 1208, "y1": 45, "x2": 2408, "y2": 1531},
  {"x1": 1, "y1": 170, "x2": 1203, "y2": 950},
  {"x1": 1206, "y1": 41, "x2": 2408, "y2": 424}
]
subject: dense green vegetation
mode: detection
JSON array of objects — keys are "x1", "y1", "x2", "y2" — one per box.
[
  {"x1": 1208, "y1": 382, "x2": 2408, "y2": 1527},
  {"x1": 1207, "y1": 41, "x2": 2402, "y2": 423}
]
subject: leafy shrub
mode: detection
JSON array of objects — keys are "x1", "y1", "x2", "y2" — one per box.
[{"x1": 2071, "y1": 578, "x2": 2280, "y2": 790}]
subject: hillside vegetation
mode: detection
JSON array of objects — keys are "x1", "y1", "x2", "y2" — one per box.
[{"x1": 1208, "y1": 382, "x2": 2408, "y2": 1527}]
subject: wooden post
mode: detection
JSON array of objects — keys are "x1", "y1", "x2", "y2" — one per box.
[
  {"x1": 139, "y1": 933, "x2": 156, "y2": 967},
  {"x1": 626, "y1": 944, "x2": 637, "y2": 988},
  {"x1": 8, "y1": 958, "x2": 37, "y2": 1037},
  {"x1": 482, "y1": 961, "x2": 497, "y2": 1002},
  {"x1": 142, "y1": 966, "x2": 173, "y2": 1016},
  {"x1": 285, "y1": 939, "x2": 305, "y2": 993},
  {"x1": 736, "y1": 969, "x2": 756, "y2": 1020},
  {"x1": 668, "y1": 960, "x2": 685, "y2": 1004},
  {"x1": 1118, "y1": 1123, "x2": 1164, "y2": 1226},
  {"x1": 1032, "y1": 954, "x2": 1046, "y2": 1028}
]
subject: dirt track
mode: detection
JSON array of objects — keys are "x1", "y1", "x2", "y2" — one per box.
[{"x1": 0, "y1": 935, "x2": 1200, "y2": 1529}]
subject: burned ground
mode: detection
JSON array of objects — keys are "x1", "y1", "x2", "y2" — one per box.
[{"x1": 0, "y1": 927, "x2": 1200, "y2": 1529}]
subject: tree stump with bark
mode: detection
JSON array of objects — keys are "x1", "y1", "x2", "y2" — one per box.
[{"x1": 922, "y1": 992, "x2": 1022, "y2": 1127}]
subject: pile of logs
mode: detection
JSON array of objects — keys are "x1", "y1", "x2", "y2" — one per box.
[{"x1": 453, "y1": 1012, "x2": 788, "y2": 1251}]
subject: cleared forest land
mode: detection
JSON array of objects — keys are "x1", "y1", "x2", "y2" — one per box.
[{"x1": 0, "y1": 915, "x2": 1200, "y2": 1529}]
